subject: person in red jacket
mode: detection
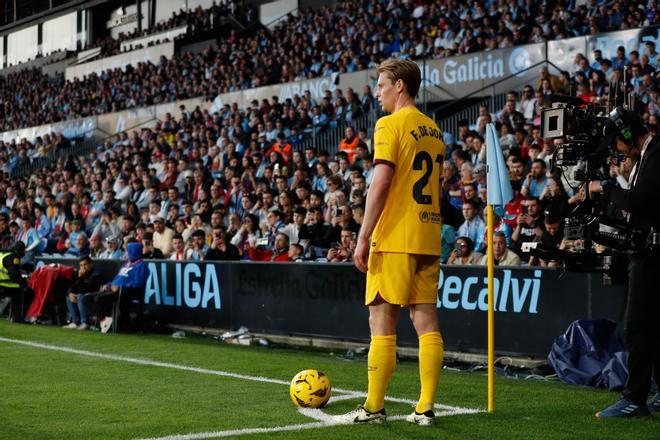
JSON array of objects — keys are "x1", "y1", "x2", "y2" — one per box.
[
  {"x1": 267, "y1": 133, "x2": 293, "y2": 163},
  {"x1": 247, "y1": 232, "x2": 291, "y2": 262},
  {"x1": 339, "y1": 126, "x2": 360, "y2": 164}
]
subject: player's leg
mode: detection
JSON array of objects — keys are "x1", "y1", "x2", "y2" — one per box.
[
  {"x1": 364, "y1": 301, "x2": 400, "y2": 413},
  {"x1": 337, "y1": 252, "x2": 409, "y2": 423},
  {"x1": 410, "y1": 303, "x2": 443, "y2": 415},
  {"x1": 407, "y1": 255, "x2": 443, "y2": 424}
]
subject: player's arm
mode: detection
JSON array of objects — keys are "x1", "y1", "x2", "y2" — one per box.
[{"x1": 354, "y1": 164, "x2": 394, "y2": 273}]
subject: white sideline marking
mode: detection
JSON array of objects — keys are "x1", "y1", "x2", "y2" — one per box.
[
  {"x1": 0, "y1": 336, "x2": 483, "y2": 439},
  {"x1": 137, "y1": 421, "x2": 329, "y2": 440}
]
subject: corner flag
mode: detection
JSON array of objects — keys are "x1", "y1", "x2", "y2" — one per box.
[
  {"x1": 486, "y1": 123, "x2": 513, "y2": 215},
  {"x1": 484, "y1": 122, "x2": 513, "y2": 413}
]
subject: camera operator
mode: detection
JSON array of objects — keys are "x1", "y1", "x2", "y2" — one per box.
[{"x1": 589, "y1": 109, "x2": 660, "y2": 417}]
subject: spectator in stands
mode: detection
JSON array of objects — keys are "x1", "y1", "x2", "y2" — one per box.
[
  {"x1": 441, "y1": 223, "x2": 457, "y2": 263},
  {"x1": 99, "y1": 236, "x2": 123, "y2": 259},
  {"x1": 457, "y1": 200, "x2": 486, "y2": 250},
  {"x1": 169, "y1": 235, "x2": 187, "y2": 261},
  {"x1": 66, "y1": 233, "x2": 90, "y2": 258},
  {"x1": 529, "y1": 214, "x2": 564, "y2": 267},
  {"x1": 288, "y1": 244, "x2": 304, "y2": 262},
  {"x1": 339, "y1": 126, "x2": 360, "y2": 164},
  {"x1": 611, "y1": 46, "x2": 629, "y2": 71},
  {"x1": 63, "y1": 255, "x2": 103, "y2": 330},
  {"x1": 268, "y1": 133, "x2": 293, "y2": 164},
  {"x1": 17, "y1": 217, "x2": 39, "y2": 266},
  {"x1": 517, "y1": 86, "x2": 537, "y2": 122},
  {"x1": 326, "y1": 228, "x2": 355, "y2": 262},
  {"x1": 446, "y1": 237, "x2": 483, "y2": 265},
  {"x1": 186, "y1": 229, "x2": 209, "y2": 261},
  {"x1": 206, "y1": 225, "x2": 240, "y2": 261},
  {"x1": 248, "y1": 232, "x2": 290, "y2": 262},
  {"x1": 512, "y1": 197, "x2": 545, "y2": 257},
  {"x1": 499, "y1": 100, "x2": 526, "y2": 131},
  {"x1": 279, "y1": 207, "x2": 307, "y2": 248},
  {"x1": 521, "y1": 159, "x2": 548, "y2": 198},
  {"x1": 539, "y1": 177, "x2": 569, "y2": 219},
  {"x1": 141, "y1": 232, "x2": 164, "y2": 259},
  {"x1": 537, "y1": 66, "x2": 560, "y2": 93},
  {"x1": 88, "y1": 234, "x2": 104, "y2": 258},
  {"x1": 475, "y1": 104, "x2": 493, "y2": 136},
  {"x1": 478, "y1": 232, "x2": 521, "y2": 266},
  {"x1": 300, "y1": 206, "x2": 330, "y2": 253},
  {"x1": 152, "y1": 216, "x2": 174, "y2": 257},
  {"x1": 478, "y1": 207, "x2": 512, "y2": 252}
]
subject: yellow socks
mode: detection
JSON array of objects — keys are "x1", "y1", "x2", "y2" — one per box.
[
  {"x1": 416, "y1": 331, "x2": 444, "y2": 413},
  {"x1": 364, "y1": 334, "x2": 397, "y2": 413}
]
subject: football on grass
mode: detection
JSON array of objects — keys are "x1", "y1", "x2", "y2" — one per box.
[{"x1": 289, "y1": 369, "x2": 331, "y2": 408}]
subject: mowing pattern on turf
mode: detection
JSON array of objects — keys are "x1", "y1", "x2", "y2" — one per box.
[{"x1": 0, "y1": 336, "x2": 482, "y2": 439}]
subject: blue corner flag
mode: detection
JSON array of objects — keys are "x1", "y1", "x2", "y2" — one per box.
[{"x1": 486, "y1": 123, "x2": 513, "y2": 216}]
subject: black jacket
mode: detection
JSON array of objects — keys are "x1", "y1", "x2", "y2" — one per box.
[
  {"x1": 69, "y1": 268, "x2": 103, "y2": 295},
  {"x1": 205, "y1": 243, "x2": 240, "y2": 261},
  {"x1": 143, "y1": 248, "x2": 165, "y2": 259},
  {"x1": 608, "y1": 135, "x2": 660, "y2": 233}
]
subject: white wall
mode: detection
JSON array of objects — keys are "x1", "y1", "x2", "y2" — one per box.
[
  {"x1": 43, "y1": 12, "x2": 78, "y2": 55},
  {"x1": 260, "y1": 0, "x2": 298, "y2": 27},
  {"x1": 155, "y1": 0, "x2": 187, "y2": 23},
  {"x1": 7, "y1": 26, "x2": 38, "y2": 66}
]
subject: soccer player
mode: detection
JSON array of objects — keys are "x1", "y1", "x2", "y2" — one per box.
[{"x1": 337, "y1": 59, "x2": 446, "y2": 426}]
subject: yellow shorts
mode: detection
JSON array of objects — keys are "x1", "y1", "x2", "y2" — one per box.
[{"x1": 365, "y1": 252, "x2": 440, "y2": 306}]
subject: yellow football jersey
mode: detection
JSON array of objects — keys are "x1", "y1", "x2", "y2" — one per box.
[{"x1": 371, "y1": 106, "x2": 446, "y2": 256}]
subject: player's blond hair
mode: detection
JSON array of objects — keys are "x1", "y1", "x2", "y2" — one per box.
[{"x1": 377, "y1": 59, "x2": 421, "y2": 98}]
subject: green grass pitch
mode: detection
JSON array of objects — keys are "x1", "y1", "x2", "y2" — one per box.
[{"x1": 0, "y1": 320, "x2": 658, "y2": 439}]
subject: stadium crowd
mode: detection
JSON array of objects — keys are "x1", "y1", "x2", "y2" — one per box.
[
  {"x1": 88, "y1": 1, "x2": 256, "y2": 59},
  {"x1": 0, "y1": 0, "x2": 658, "y2": 268},
  {"x1": 1, "y1": 38, "x2": 658, "y2": 267},
  {"x1": 1, "y1": 0, "x2": 657, "y2": 132}
]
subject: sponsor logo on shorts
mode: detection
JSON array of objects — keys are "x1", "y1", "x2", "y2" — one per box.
[{"x1": 419, "y1": 211, "x2": 442, "y2": 224}]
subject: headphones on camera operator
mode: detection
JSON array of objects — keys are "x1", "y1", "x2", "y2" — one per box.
[{"x1": 607, "y1": 106, "x2": 647, "y2": 148}]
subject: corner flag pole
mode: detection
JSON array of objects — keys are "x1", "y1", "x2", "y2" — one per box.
[
  {"x1": 487, "y1": 204, "x2": 495, "y2": 413},
  {"x1": 484, "y1": 122, "x2": 512, "y2": 414}
]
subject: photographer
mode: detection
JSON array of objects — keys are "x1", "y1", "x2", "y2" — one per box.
[
  {"x1": 446, "y1": 237, "x2": 482, "y2": 265},
  {"x1": 589, "y1": 109, "x2": 660, "y2": 417}
]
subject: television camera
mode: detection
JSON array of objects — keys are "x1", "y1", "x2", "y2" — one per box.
[{"x1": 534, "y1": 95, "x2": 657, "y2": 282}]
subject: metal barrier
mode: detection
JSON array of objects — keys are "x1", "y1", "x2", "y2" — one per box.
[
  {"x1": 8, "y1": 117, "x2": 158, "y2": 178},
  {"x1": 297, "y1": 107, "x2": 381, "y2": 156},
  {"x1": 435, "y1": 94, "x2": 509, "y2": 137},
  {"x1": 9, "y1": 138, "x2": 99, "y2": 178}
]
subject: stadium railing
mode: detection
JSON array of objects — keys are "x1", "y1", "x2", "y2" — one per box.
[
  {"x1": 9, "y1": 117, "x2": 157, "y2": 178},
  {"x1": 10, "y1": 137, "x2": 98, "y2": 178},
  {"x1": 431, "y1": 60, "x2": 549, "y2": 135},
  {"x1": 297, "y1": 107, "x2": 380, "y2": 156}
]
